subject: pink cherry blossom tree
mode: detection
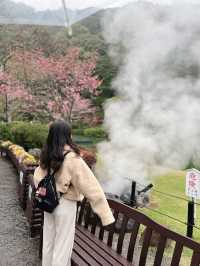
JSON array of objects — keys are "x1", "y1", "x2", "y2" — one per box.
[
  {"x1": 11, "y1": 48, "x2": 102, "y2": 123},
  {"x1": 0, "y1": 70, "x2": 31, "y2": 121}
]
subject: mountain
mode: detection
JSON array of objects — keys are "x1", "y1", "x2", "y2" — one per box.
[
  {"x1": 78, "y1": 8, "x2": 119, "y2": 35},
  {"x1": 0, "y1": 0, "x2": 99, "y2": 26},
  {"x1": 78, "y1": 10, "x2": 105, "y2": 35}
]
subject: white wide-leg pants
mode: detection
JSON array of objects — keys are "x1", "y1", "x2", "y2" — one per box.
[{"x1": 42, "y1": 197, "x2": 77, "y2": 266}]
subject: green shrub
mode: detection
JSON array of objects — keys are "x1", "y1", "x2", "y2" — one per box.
[
  {"x1": 72, "y1": 121, "x2": 88, "y2": 129},
  {"x1": 83, "y1": 127, "x2": 107, "y2": 139},
  {"x1": 0, "y1": 123, "x2": 13, "y2": 141},
  {"x1": 9, "y1": 122, "x2": 48, "y2": 150},
  {"x1": 73, "y1": 128, "x2": 84, "y2": 136},
  {"x1": 0, "y1": 122, "x2": 106, "y2": 150},
  {"x1": 72, "y1": 121, "x2": 90, "y2": 135}
]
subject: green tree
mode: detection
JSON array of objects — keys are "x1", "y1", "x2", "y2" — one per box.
[{"x1": 94, "y1": 46, "x2": 118, "y2": 107}]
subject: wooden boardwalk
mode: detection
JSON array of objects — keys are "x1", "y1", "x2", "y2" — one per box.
[{"x1": 0, "y1": 158, "x2": 41, "y2": 266}]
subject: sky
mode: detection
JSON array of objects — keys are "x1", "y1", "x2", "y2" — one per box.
[{"x1": 12, "y1": 0, "x2": 200, "y2": 11}]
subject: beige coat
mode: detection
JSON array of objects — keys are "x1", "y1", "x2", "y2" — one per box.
[{"x1": 33, "y1": 146, "x2": 115, "y2": 226}]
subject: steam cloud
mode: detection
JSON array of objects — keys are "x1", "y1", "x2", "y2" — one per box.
[{"x1": 95, "y1": 2, "x2": 200, "y2": 195}]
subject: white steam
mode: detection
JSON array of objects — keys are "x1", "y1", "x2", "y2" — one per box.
[{"x1": 95, "y1": 2, "x2": 200, "y2": 195}]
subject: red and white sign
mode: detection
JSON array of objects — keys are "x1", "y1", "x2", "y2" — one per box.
[{"x1": 186, "y1": 169, "x2": 200, "y2": 199}]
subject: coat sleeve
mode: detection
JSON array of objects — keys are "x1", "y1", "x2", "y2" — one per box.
[{"x1": 70, "y1": 156, "x2": 115, "y2": 226}]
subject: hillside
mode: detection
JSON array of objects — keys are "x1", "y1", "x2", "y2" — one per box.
[
  {"x1": 0, "y1": 5, "x2": 118, "y2": 121},
  {"x1": 0, "y1": 7, "x2": 114, "y2": 55},
  {"x1": 78, "y1": 10, "x2": 105, "y2": 35},
  {"x1": 0, "y1": 0, "x2": 99, "y2": 26}
]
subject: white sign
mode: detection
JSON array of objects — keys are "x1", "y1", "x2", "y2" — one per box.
[{"x1": 186, "y1": 169, "x2": 200, "y2": 199}]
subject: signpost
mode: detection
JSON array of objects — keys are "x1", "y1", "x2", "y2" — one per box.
[
  {"x1": 185, "y1": 169, "x2": 200, "y2": 238},
  {"x1": 186, "y1": 169, "x2": 200, "y2": 199}
]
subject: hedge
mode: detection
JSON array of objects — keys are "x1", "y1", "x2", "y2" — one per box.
[
  {"x1": 0, "y1": 122, "x2": 106, "y2": 150},
  {"x1": 0, "y1": 122, "x2": 48, "y2": 150},
  {"x1": 83, "y1": 127, "x2": 107, "y2": 139},
  {"x1": 72, "y1": 126, "x2": 106, "y2": 139},
  {"x1": 0, "y1": 123, "x2": 13, "y2": 141}
]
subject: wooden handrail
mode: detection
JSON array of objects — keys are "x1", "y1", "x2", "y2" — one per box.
[{"x1": 107, "y1": 199, "x2": 200, "y2": 252}]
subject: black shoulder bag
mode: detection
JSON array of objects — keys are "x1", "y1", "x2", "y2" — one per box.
[{"x1": 34, "y1": 151, "x2": 71, "y2": 213}]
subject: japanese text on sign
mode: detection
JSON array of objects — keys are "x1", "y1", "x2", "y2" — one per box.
[{"x1": 186, "y1": 169, "x2": 200, "y2": 199}]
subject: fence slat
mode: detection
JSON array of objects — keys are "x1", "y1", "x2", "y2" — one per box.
[
  {"x1": 170, "y1": 242, "x2": 183, "y2": 266},
  {"x1": 117, "y1": 215, "x2": 128, "y2": 254},
  {"x1": 107, "y1": 210, "x2": 119, "y2": 247},
  {"x1": 190, "y1": 252, "x2": 200, "y2": 266},
  {"x1": 98, "y1": 226, "x2": 105, "y2": 241},
  {"x1": 77, "y1": 198, "x2": 87, "y2": 225},
  {"x1": 84, "y1": 204, "x2": 92, "y2": 229},
  {"x1": 91, "y1": 214, "x2": 98, "y2": 235},
  {"x1": 154, "y1": 235, "x2": 167, "y2": 266},
  {"x1": 139, "y1": 227, "x2": 152, "y2": 266},
  {"x1": 127, "y1": 221, "x2": 140, "y2": 262}
]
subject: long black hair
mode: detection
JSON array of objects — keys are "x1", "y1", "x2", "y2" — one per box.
[{"x1": 40, "y1": 120, "x2": 80, "y2": 171}]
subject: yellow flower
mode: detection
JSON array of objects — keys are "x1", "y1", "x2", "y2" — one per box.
[
  {"x1": 1, "y1": 141, "x2": 13, "y2": 148},
  {"x1": 1, "y1": 141, "x2": 38, "y2": 166},
  {"x1": 22, "y1": 153, "x2": 38, "y2": 165}
]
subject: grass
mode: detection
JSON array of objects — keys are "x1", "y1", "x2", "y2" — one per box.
[{"x1": 139, "y1": 170, "x2": 200, "y2": 265}]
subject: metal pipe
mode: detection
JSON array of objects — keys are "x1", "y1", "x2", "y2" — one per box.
[
  {"x1": 138, "y1": 184, "x2": 153, "y2": 195},
  {"x1": 130, "y1": 181, "x2": 136, "y2": 207}
]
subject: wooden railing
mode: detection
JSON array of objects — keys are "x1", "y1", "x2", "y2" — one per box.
[{"x1": 76, "y1": 198, "x2": 200, "y2": 265}]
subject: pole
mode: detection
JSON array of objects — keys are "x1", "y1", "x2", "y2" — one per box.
[
  {"x1": 61, "y1": 0, "x2": 72, "y2": 36},
  {"x1": 130, "y1": 181, "x2": 136, "y2": 207},
  {"x1": 187, "y1": 199, "x2": 195, "y2": 238}
]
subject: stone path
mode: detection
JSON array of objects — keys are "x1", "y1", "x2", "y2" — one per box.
[{"x1": 0, "y1": 158, "x2": 41, "y2": 266}]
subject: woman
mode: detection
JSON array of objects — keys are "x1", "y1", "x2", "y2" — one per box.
[{"x1": 33, "y1": 120, "x2": 115, "y2": 266}]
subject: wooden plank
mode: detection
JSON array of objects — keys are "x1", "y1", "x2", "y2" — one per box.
[
  {"x1": 127, "y1": 222, "x2": 140, "y2": 262},
  {"x1": 153, "y1": 236, "x2": 167, "y2": 266},
  {"x1": 190, "y1": 252, "x2": 200, "y2": 266},
  {"x1": 75, "y1": 235, "x2": 112, "y2": 266},
  {"x1": 84, "y1": 205, "x2": 92, "y2": 229},
  {"x1": 170, "y1": 242, "x2": 183, "y2": 266},
  {"x1": 107, "y1": 210, "x2": 119, "y2": 247},
  {"x1": 139, "y1": 227, "x2": 152, "y2": 266},
  {"x1": 91, "y1": 214, "x2": 98, "y2": 235},
  {"x1": 72, "y1": 250, "x2": 89, "y2": 266},
  {"x1": 76, "y1": 230, "x2": 121, "y2": 266},
  {"x1": 76, "y1": 225, "x2": 134, "y2": 266},
  {"x1": 117, "y1": 215, "x2": 128, "y2": 254},
  {"x1": 77, "y1": 198, "x2": 87, "y2": 225},
  {"x1": 73, "y1": 242, "x2": 101, "y2": 266},
  {"x1": 98, "y1": 226, "x2": 105, "y2": 241}
]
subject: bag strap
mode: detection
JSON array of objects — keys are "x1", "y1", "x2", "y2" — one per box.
[
  {"x1": 49, "y1": 150, "x2": 72, "y2": 177},
  {"x1": 63, "y1": 150, "x2": 72, "y2": 157},
  {"x1": 47, "y1": 167, "x2": 51, "y2": 176}
]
